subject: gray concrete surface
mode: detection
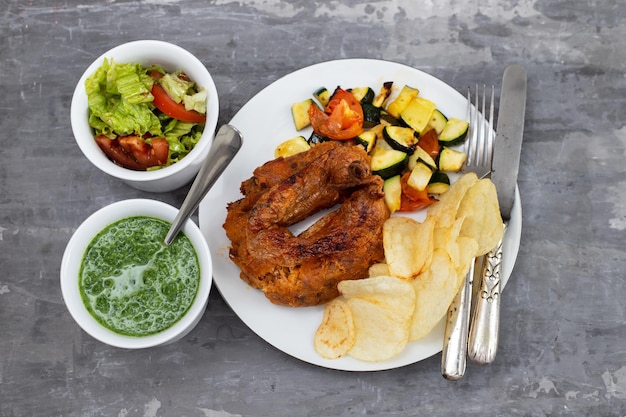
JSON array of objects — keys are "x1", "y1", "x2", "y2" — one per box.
[{"x1": 1, "y1": 0, "x2": 625, "y2": 416}]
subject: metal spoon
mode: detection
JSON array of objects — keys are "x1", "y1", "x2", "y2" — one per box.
[{"x1": 164, "y1": 124, "x2": 243, "y2": 245}]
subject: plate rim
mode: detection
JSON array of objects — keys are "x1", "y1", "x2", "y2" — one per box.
[{"x1": 199, "y1": 58, "x2": 522, "y2": 371}]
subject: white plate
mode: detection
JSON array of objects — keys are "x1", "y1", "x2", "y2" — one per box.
[{"x1": 199, "y1": 59, "x2": 522, "y2": 371}]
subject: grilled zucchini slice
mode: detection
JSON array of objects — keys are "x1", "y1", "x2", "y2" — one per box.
[
  {"x1": 379, "y1": 109, "x2": 401, "y2": 126},
  {"x1": 355, "y1": 129, "x2": 377, "y2": 153},
  {"x1": 399, "y1": 96, "x2": 437, "y2": 135},
  {"x1": 291, "y1": 99, "x2": 313, "y2": 130},
  {"x1": 406, "y1": 161, "x2": 433, "y2": 192},
  {"x1": 361, "y1": 103, "x2": 381, "y2": 128},
  {"x1": 372, "y1": 81, "x2": 393, "y2": 108},
  {"x1": 371, "y1": 146, "x2": 408, "y2": 179},
  {"x1": 313, "y1": 87, "x2": 331, "y2": 107},
  {"x1": 426, "y1": 171, "x2": 451, "y2": 194},
  {"x1": 349, "y1": 87, "x2": 375, "y2": 104},
  {"x1": 383, "y1": 126, "x2": 419, "y2": 154},
  {"x1": 308, "y1": 131, "x2": 330, "y2": 145},
  {"x1": 386, "y1": 85, "x2": 419, "y2": 118},
  {"x1": 408, "y1": 145, "x2": 437, "y2": 171},
  {"x1": 275, "y1": 136, "x2": 311, "y2": 158},
  {"x1": 383, "y1": 175, "x2": 402, "y2": 213},
  {"x1": 439, "y1": 118, "x2": 469, "y2": 146},
  {"x1": 428, "y1": 109, "x2": 448, "y2": 135},
  {"x1": 438, "y1": 147, "x2": 467, "y2": 172}
]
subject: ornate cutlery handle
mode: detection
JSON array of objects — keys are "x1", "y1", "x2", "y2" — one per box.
[
  {"x1": 468, "y1": 222, "x2": 507, "y2": 365},
  {"x1": 441, "y1": 261, "x2": 474, "y2": 380}
]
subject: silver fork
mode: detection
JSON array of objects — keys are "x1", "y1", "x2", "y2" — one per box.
[
  {"x1": 441, "y1": 84, "x2": 495, "y2": 381},
  {"x1": 465, "y1": 84, "x2": 495, "y2": 179}
]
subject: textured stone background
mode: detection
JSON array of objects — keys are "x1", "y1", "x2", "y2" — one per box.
[{"x1": 1, "y1": 0, "x2": 625, "y2": 416}]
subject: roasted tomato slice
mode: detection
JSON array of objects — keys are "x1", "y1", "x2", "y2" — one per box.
[
  {"x1": 417, "y1": 128, "x2": 440, "y2": 159},
  {"x1": 95, "y1": 135, "x2": 169, "y2": 171},
  {"x1": 398, "y1": 172, "x2": 436, "y2": 212},
  {"x1": 309, "y1": 88, "x2": 364, "y2": 140}
]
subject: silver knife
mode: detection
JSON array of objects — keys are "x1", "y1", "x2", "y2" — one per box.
[{"x1": 468, "y1": 64, "x2": 527, "y2": 364}]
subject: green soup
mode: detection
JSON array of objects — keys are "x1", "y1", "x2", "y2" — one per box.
[{"x1": 79, "y1": 216, "x2": 200, "y2": 337}]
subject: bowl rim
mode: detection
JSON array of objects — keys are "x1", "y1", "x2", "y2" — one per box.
[
  {"x1": 60, "y1": 198, "x2": 213, "y2": 349},
  {"x1": 70, "y1": 40, "x2": 219, "y2": 183}
]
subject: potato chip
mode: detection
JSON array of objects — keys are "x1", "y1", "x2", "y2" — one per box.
[
  {"x1": 347, "y1": 298, "x2": 411, "y2": 362},
  {"x1": 432, "y1": 216, "x2": 465, "y2": 267},
  {"x1": 314, "y1": 298, "x2": 355, "y2": 359},
  {"x1": 338, "y1": 275, "x2": 416, "y2": 321},
  {"x1": 383, "y1": 216, "x2": 435, "y2": 280},
  {"x1": 457, "y1": 178, "x2": 504, "y2": 255},
  {"x1": 427, "y1": 172, "x2": 478, "y2": 228},
  {"x1": 409, "y1": 249, "x2": 462, "y2": 341},
  {"x1": 368, "y1": 262, "x2": 390, "y2": 278},
  {"x1": 455, "y1": 236, "x2": 479, "y2": 279}
]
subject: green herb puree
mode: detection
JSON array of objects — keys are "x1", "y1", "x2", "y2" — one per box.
[{"x1": 79, "y1": 216, "x2": 200, "y2": 337}]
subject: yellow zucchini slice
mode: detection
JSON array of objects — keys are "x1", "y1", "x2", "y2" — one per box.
[
  {"x1": 386, "y1": 85, "x2": 420, "y2": 118},
  {"x1": 400, "y1": 97, "x2": 437, "y2": 135},
  {"x1": 291, "y1": 99, "x2": 313, "y2": 130},
  {"x1": 275, "y1": 136, "x2": 311, "y2": 158}
]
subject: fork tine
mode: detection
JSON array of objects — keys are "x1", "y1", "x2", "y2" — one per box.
[
  {"x1": 467, "y1": 84, "x2": 480, "y2": 166},
  {"x1": 464, "y1": 84, "x2": 495, "y2": 175},
  {"x1": 479, "y1": 84, "x2": 487, "y2": 167}
]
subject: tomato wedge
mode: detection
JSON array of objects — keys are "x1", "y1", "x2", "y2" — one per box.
[
  {"x1": 417, "y1": 128, "x2": 440, "y2": 158},
  {"x1": 151, "y1": 83, "x2": 206, "y2": 123},
  {"x1": 118, "y1": 136, "x2": 169, "y2": 168},
  {"x1": 95, "y1": 135, "x2": 169, "y2": 171},
  {"x1": 398, "y1": 172, "x2": 436, "y2": 212},
  {"x1": 309, "y1": 88, "x2": 364, "y2": 140},
  {"x1": 95, "y1": 135, "x2": 146, "y2": 170}
]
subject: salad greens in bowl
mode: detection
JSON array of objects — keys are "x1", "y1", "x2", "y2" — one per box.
[{"x1": 71, "y1": 40, "x2": 219, "y2": 192}]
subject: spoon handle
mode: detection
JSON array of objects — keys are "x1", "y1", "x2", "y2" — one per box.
[{"x1": 165, "y1": 124, "x2": 243, "y2": 245}]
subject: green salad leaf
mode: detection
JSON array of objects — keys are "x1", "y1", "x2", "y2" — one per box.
[
  {"x1": 85, "y1": 59, "x2": 161, "y2": 137},
  {"x1": 85, "y1": 58, "x2": 206, "y2": 169}
]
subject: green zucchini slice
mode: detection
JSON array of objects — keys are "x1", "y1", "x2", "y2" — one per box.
[
  {"x1": 387, "y1": 85, "x2": 420, "y2": 118},
  {"x1": 399, "y1": 96, "x2": 437, "y2": 135},
  {"x1": 356, "y1": 129, "x2": 377, "y2": 153},
  {"x1": 308, "y1": 131, "x2": 331, "y2": 145},
  {"x1": 406, "y1": 161, "x2": 433, "y2": 192},
  {"x1": 361, "y1": 103, "x2": 381, "y2": 128},
  {"x1": 371, "y1": 146, "x2": 408, "y2": 179},
  {"x1": 372, "y1": 81, "x2": 393, "y2": 108},
  {"x1": 383, "y1": 175, "x2": 402, "y2": 213},
  {"x1": 408, "y1": 145, "x2": 437, "y2": 171},
  {"x1": 313, "y1": 87, "x2": 330, "y2": 107},
  {"x1": 426, "y1": 171, "x2": 451, "y2": 194},
  {"x1": 383, "y1": 125, "x2": 419, "y2": 154},
  {"x1": 439, "y1": 117, "x2": 469, "y2": 146},
  {"x1": 428, "y1": 109, "x2": 448, "y2": 135},
  {"x1": 275, "y1": 136, "x2": 311, "y2": 158},
  {"x1": 349, "y1": 87, "x2": 375, "y2": 104},
  {"x1": 438, "y1": 147, "x2": 467, "y2": 172},
  {"x1": 379, "y1": 109, "x2": 401, "y2": 126},
  {"x1": 291, "y1": 99, "x2": 313, "y2": 130}
]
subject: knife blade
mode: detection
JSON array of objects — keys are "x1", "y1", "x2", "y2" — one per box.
[
  {"x1": 491, "y1": 63, "x2": 526, "y2": 222},
  {"x1": 468, "y1": 63, "x2": 527, "y2": 364}
]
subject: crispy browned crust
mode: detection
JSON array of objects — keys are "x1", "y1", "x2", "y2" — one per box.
[{"x1": 224, "y1": 142, "x2": 390, "y2": 307}]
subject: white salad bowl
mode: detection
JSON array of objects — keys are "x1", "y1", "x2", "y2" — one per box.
[
  {"x1": 60, "y1": 199, "x2": 213, "y2": 349},
  {"x1": 70, "y1": 40, "x2": 219, "y2": 192}
]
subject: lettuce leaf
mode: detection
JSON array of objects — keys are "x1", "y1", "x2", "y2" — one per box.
[
  {"x1": 86, "y1": 58, "x2": 161, "y2": 137},
  {"x1": 86, "y1": 59, "x2": 205, "y2": 169}
]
